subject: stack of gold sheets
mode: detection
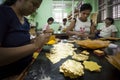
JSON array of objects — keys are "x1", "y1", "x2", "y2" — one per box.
[
  {"x1": 72, "y1": 53, "x2": 89, "y2": 61},
  {"x1": 59, "y1": 59, "x2": 84, "y2": 78},
  {"x1": 46, "y1": 43, "x2": 76, "y2": 64},
  {"x1": 76, "y1": 39, "x2": 110, "y2": 49}
]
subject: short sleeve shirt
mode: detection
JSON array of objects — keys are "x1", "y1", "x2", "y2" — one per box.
[
  {"x1": 99, "y1": 25, "x2": 118, "y2": 38},
  {"x1": 42, "y1": 23, "x2": 50, "y2": 31},
  {"x1": 0, "y1": 5, "x2": 30, "y2": 47},
  {"x1": 0, "y1": 5, "x2": 32, "y2": 78},
  {"x1": 74, "y1": 17, "x2": 91, "y2": 33},
  {"x1": 59, "y1": 22, "x2": 69, "y2": 31}
]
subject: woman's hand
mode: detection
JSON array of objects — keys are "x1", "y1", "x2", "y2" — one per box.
[
  {"x1": 34, "y1": 33, "x2": 51, "y2": 50},
  {"x1": 74, "y1": 31, "x2": 89, "y2": 39},
  {"x1": 74, "y1": 31, "x2": 81, "y2": 36},
  {"x1": 46, "y1": 28, "x2": 54, "y2": 33},
  {"x1": 80, "y1": 33, "x2": 89, "y2": 39}
]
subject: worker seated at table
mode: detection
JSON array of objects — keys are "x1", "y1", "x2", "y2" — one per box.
[
  {"x1": 96, "y1": 17, "x2": 118, "y2": 38},
  {"x1": 66, "y1": 3, "x2": 96, "y2": 40},
  {"x1": 58, "y1": 18, "x2": 69, "y2": 32},
  {"x1": 42, "y1": 17, "x2": 54, "y2": 33},
  {"x1": 0, "y1": 0, "x2": 50, "y2": 79}
]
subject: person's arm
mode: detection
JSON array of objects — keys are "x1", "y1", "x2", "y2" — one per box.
[
  {"x1": 42, "y1": 24, "x2": 53, "y2": 33},
  {"x1": 0, "y1": 43, "x2": 36, "y2": 66},
  {"x1": 44, "y1": 29, "x2": 54, "y2": 33},
  {"x1": 0, "y1": 33, "x2": 50, "y2": 66},
  {"x1": 111, "y1": 32, "x2": 117, "y2": 37},
  {"x1": 111, "y1": 25, "x2": 118, "y2": 37},
  {"x1": 66, "y1": 19, "x2": 77, "y2": 35},
  {"x1": 88, "y1": 22, "x2": 96, "y2": 38},
  {"x1": 66, "y1": 19, "x2": 84, "y2": 37}
]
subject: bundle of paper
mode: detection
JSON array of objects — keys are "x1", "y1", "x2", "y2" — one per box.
[
  {"x1": 106, "y1": 53, "x2": 120, "y2": 70},
  {"x1": 93, "y1": 49, "x2": 104, "y2": 56}
]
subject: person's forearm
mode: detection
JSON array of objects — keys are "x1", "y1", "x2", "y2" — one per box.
[
  {"x1": 44, "y1": 30, "x2": 53, "y2": 33},
  {"x1": 111, "y1": 32, "x2": 117, "y2": 37},
  {"x1": 66, "y1": 31, "x2": 83, "y2": 37},
  {"x1": 0, "y1": 43, "x2": 37, "y2": 66},
  {"x1": 88, "y1": 33, "x2": 95, "y2": 38},
  {"x1": 66, "y1": 31, "x2": 76, "y2": 36}
]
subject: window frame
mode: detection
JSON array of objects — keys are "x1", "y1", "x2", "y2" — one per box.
[{"x1": 98, "y1": 0, "x2": 120, "y2": 22}]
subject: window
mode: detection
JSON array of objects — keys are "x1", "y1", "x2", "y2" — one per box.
[
  {"x1": 112, "y1": 0, "x2": 120, "y2": 19},
  {"x1": 52, "y1": 3, "x2": 68, "y2": 23},
  {"x1": 0, "y1": 0, "x2": 4, "y2": 4},
  {"x1": 98, "y1": 0, "x2": 107, "y2": 21},
  {"x1": 53, "y1": 9, "x2": 67, "y2": 23},
  {"x1": 98, "y1": 0, "x2": 120, "y2": 21}
]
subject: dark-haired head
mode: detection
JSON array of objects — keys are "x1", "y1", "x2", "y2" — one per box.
[
  {"x1": 3, "y1": 0, "x2": 43, "y2": 6},
  {"x1": 80, "y1": 3, "x2": 92, "y2": 12},
  {"x1": 3, "y1": 0, "x2": 17, "y2": 6},
  {"x1": 47, "y1": 17, "x2": 54, "y2": 24},
  {"x1": 2, "y1": 0, "x2": 43, "y2": 16},
  {"x1": 105, "y1": 17, "x2": 114, "y2": 24},
  {"x1": 78, "y1": 3, "x2": 92, "y2": 21},
  {"x1": 63, "y1": 18, "x2": 67, "y2": 22},
  {"x1": 47, "y1": 17, "x2": 54, "y2": 22}
]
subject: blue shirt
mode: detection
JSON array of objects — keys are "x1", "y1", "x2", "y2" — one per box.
[{"x1": 0, "y1": 5, "x2": 32, "y2": 79}]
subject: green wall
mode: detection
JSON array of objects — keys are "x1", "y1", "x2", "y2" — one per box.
[
  {"x1": 34, "y1": 0, "x2": 80, "y2": 31},
  {"x1": 35, "y1": 0, "x2": 53, "y2": 30},
  {"x1": 84, "y1": 0, "x2": 120, "y2": 37},
  {"x1": 114, "y1": 20, "x2": 120, "y2": 37},
  {"x1": 83, "y1": 0, "x2": 98, "y2": 12},
  {"x1": 34, "y1": 0, "x2": 120, "y2": 37}
]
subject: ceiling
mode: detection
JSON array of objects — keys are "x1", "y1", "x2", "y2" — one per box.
[
  {"x1": 52, "y1": 0, "x2": 80, "y2": 10},
  {"x1": 53, "y1": 0, "x2": 80, "y2": 1}
]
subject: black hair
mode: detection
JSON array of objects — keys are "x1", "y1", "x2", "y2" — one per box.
[
  {"x1": 47, "y1": 17, "x2": 54, "y2": 22},
  {"x1": 106, "y1": 17, "x2": 114, "y2": 24},
  {"x1": 3, "y1": 0, "x2": 43, "y2": 6},
  {"x1": 63, "y1": 18, "x2": 67, "y2": 22},
  {"x1": 80, "y1": 3, "x2": 92, "y2": 12},
  {"x1": 3, "y1": 0, "x2": 17, "y2": 6}
]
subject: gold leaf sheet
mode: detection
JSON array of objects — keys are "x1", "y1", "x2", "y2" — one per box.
[
  {"x1": 83, "y1": 61, "x2": 102, "y2": 72},
  {"x1": 59, "y1": 59, "x2": 84, "y2": 78},
  {"x1": 76, "y1": 39, "x2": 110, "y2": 49}
]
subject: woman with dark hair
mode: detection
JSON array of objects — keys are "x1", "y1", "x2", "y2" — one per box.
[
  {"x1": 2, "y1": 0, "x2": 17, "y2": 6},
  {"x1": 66, "y1": 3, "x2": 95, "y2": 39},
  {"x1": 42, "y1": 17, "x2": 54, "y2": 33},
  {"x1": 0, "y1": 0, "x2": 50, "y2": 79},
  {"x1": 98, "y1": 17, "x2": 117, "y2": 38}
]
